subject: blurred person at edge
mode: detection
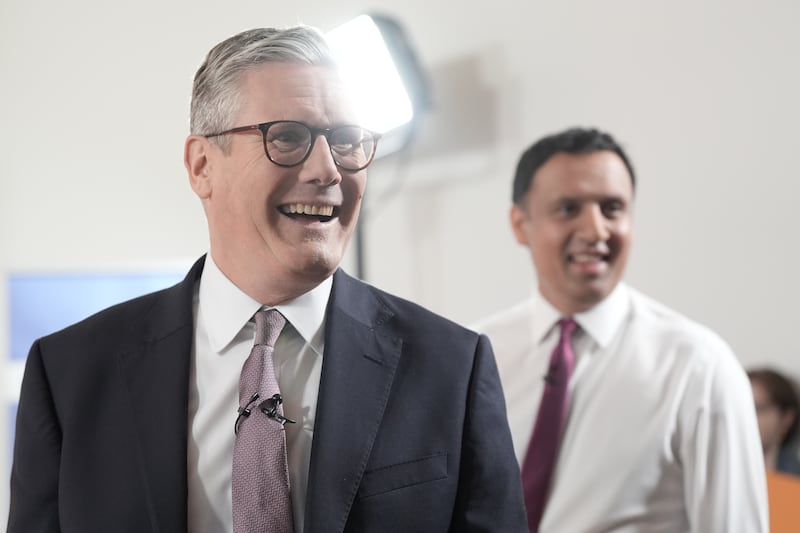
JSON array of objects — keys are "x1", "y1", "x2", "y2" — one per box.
[
  {"x1": 7, "y1": 26, "x2": 526, "y2": 533},
  {"x1": 748, "y1": 367, "x2": 800, "y2": 476},
  {"x1": 473, "y1": 127, "x2": 768, "y2": 532}
]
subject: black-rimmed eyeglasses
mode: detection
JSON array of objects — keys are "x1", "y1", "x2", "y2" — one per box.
[{"x1": 204, "y1": 120, "x2": 381, "y2": 171}]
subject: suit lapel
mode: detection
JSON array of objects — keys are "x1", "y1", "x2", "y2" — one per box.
[
  {"x1": 116, "y1": 257, "x2": 203, "y2": 532},
  {"x1": 304, "y1": 270, "x2": 402, "y2": 533}
]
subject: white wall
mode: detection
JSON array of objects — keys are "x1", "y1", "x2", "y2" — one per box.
[
  {"x1": 363, "y1": 0, "x2": 800, "y2": 370},
  {"x1": 2, "y1": 0, "x2": 799, "y2": 523}
]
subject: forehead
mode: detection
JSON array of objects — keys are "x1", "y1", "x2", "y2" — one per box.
[
  {"x1": 529, "y1": 151, "x2": 634, "y2": 202},
  {"x1": 235, "y1": 62, "x2": 358, "y2": 124}
]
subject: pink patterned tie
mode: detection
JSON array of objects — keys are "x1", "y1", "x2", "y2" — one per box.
[
  {"x1": 521, "y1": 318, "x2": 577, "y2": 532},
  {"x1": 232, "y1": 309, "x2": 294, "y2": 533}
]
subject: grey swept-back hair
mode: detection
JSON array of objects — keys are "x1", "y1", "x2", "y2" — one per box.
[{"x1": 190, "y1": 26, "x2": 338, "y2": 150}]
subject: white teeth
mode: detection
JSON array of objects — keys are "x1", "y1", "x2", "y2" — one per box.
[
  {"x1": 281, "y1": 204, "x2": 334, "y2": 216},
  {"x1": 571, "y1": 254, "x2": 605, "y2": 263}
]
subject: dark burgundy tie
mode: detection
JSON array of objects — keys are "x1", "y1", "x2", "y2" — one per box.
[{"x1": 521, "y1": 318, "x2": 577, "y2": 532}]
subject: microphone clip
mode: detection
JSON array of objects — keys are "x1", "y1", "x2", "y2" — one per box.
[
  {"x1": 259, "y1": 393, "x2": 296, "y2": 426},
  {"x1": 235, "y1": 392, "x2": 297, "y2": 435}
]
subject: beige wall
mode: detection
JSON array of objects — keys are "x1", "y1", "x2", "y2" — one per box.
[{"x1": 2, "y1": 0, "x2": 799, "y2": 523}]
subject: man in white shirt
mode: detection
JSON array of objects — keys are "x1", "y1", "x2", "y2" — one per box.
[
  {"x1": 8, "y1": 26, "x2": 526, "y2": 532},
  {"x1": 474, "y1": 127, "x2": 768, "y2": 532}
]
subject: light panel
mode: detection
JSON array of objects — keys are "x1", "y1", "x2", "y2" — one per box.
[{"x1": 326, "y1": 15, "x2": 414, "y2": 134}]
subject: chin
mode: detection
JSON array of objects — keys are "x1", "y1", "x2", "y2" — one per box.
[
  {"x1": 570, "y1": 285, "x2": 610, "y2": 309},
  {"x1": 295, "y1": 250, "x2": 342, "y2": 280}
]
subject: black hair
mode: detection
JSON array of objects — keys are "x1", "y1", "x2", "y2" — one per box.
[
  {"x1": 748, "y1": 367, "x2": 800, "y2": 447},
  {"x1": 512, "y1": 127, "x2": 636, "y2": 204}
]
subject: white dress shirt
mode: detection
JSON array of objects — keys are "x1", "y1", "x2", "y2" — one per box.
[
  {"x1": 187, "y1": 255, "x2": 330, "y2": 533},
  {"x1": 473, "y1": 282, "x2": 769, "y2": 533}
]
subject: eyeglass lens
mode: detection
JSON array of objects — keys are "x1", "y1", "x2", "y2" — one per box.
[{"x1": 265, "y1": 122, "x2": 376, "y2": 170}]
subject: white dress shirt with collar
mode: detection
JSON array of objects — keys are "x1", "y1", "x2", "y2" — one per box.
[
  {"x1": 187, "y1": 254, "x2": 330, "y2": 533},
  {"x1": 473, "y1": 282, "x2": 768, "y2": 533}
]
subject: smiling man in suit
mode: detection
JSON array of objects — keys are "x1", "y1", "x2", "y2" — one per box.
[{"x1": 7, "y1": 26, "x2": 526, "y2": 533}]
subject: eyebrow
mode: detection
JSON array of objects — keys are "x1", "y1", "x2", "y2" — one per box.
[{"x1": 552, "y1": 193, "x2": 628, "y2": 203}]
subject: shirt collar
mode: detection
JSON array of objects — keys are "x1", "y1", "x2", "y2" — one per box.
[
  {"x1": 198, "y1": 253, "x2": 332, "y2": 353},
  {"x1": 531, "y1": 288, "x2": 564, "y2": 346},
  {"x1": 532, "y1": 282, "x2": 631, "y2": 348}
]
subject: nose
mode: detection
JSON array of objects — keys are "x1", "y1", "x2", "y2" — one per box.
[
  {"x1": 576, "y1": 205, "x2": 610, "y2": 243},
  {"x1": 298, "y1": 135, "x2": 342, "y2": 186}
]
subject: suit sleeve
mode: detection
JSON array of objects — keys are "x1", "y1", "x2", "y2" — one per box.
[
  {"x1": 450, "y1": 334, "x2": 528, "y2": 532},
  {"x1": 7, "y1": 340, "x2": 63, "y2": 532}
]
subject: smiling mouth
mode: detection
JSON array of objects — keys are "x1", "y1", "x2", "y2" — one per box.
[{"x1": 279, "y1": 203, "x2": 337, "y2": 223}]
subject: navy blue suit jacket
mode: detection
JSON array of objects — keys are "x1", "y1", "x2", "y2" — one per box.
[{"x1": 8, "y1": 256, "x2": 526, "y2": 532}]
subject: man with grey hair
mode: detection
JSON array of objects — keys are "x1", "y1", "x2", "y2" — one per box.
[{"x1": 8, "y1": 26, "x2": 526, "y2": 532}]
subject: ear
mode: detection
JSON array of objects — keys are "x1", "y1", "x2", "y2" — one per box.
[
  {"x1": 185, "y1": 135, "x2": 213, "y2": 199},
  {"x1": 510, "y1": 204, "x2": 530, "y2": 246},
  {"x1": 779, "y1": 409, "x2": 797, "y2": 438}
]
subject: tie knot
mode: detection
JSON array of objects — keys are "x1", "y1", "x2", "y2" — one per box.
[
  {"x1": 253, "y1": 309, "x2": 286, "y2": 348},
  {"x1": 559, "y1": 317, "x2": 578, "y2": 340}
]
